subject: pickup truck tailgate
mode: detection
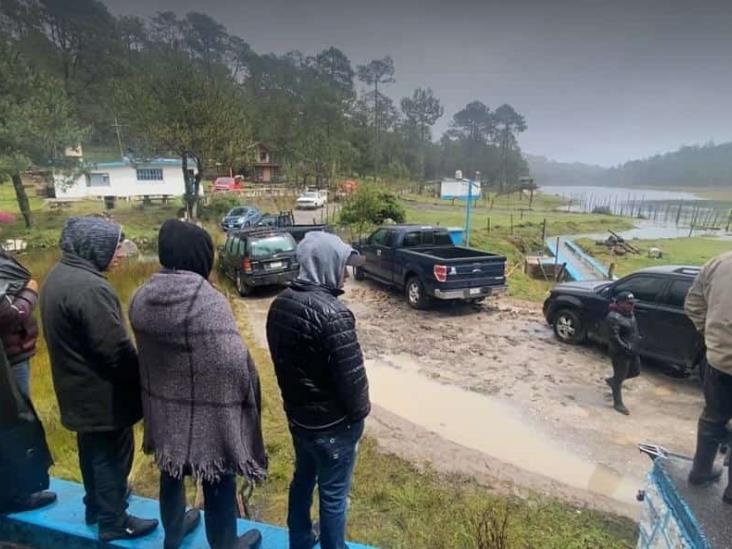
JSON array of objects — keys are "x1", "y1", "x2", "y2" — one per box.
[{"x1": 448, "y1": 258, "x2": 506, "y2": 286}]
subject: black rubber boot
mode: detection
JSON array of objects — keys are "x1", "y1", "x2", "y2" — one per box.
[
  {"x1": 1, "y1": 491, "x2": 57, "y2": 513},
  {"x1": 689, "y1": 422, "x2": 724, "y2": 486},
  {"x1": 606, "y1": 377, "x2": 629, "y2": 415},
  {"x1": 182, "y1": 508, "x2": 201, "y2": 538},
  {"x1": 235, "y1": 528, "x2": 262, "y2": 549},
  {"x1": 99, "y1": 515, "x2": 159, "y2": 542}
]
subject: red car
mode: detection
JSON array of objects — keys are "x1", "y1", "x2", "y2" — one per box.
[{"x1": 213, "y1": 176, "x2": 244, "y2": 192}]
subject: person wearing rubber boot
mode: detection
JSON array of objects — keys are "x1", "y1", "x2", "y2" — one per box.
[
  {"x1": 605, "y1": 291, "x2": 641, "y2": 415},
  {"x1": 685, "y1": 251, "x2": 732, "y2": 503},
  {"x1": 130, "y1": 220, "x2": 267, "y2": 548},
  {"x1": 40, "y1": 217, "x2": 158, "y2": 541}
]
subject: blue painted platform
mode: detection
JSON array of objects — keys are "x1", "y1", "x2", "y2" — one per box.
[{"x1": 0, "y1": 478, "x2": 376, "y2": 548}]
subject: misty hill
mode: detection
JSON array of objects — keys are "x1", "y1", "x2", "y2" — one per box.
[{"x1": 527, "y1": 142, "x2": 732, "y2": 188}]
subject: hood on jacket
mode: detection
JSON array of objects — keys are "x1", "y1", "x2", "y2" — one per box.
[
  {"x1": 296, "y1": 231, "x2": 356, "y2": 291},
  {"x1": 60, "y1": 216, "x2": 122, "y2": 272},
  {"x1": 158, "y1": 219, "x2": 214, "y2": 279}
]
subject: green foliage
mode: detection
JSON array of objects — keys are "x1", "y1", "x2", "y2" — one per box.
[{"x1": 339, "y1": 185, "x2": 406, "y2": 232}]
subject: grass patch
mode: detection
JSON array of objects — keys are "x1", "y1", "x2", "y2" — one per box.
[{"x1": 576, "y1": 236, "x2": 732, "y2": 277}]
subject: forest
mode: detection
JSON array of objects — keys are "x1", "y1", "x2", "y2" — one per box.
[
  {"x1": 0, "y1": 0, "x2": 530, "y2": 214},
  {"x1": 528, "y1": 142, "x2": 732, "y2": 189}
]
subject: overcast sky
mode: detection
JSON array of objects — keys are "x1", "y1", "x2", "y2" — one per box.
[{"x1": 107, "y1": 0, "x2": 732, "y2": 167}]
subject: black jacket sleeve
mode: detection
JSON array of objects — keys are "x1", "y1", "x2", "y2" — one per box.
[
  {"x1": 77, "y1": 283, "x2": 138, "y2": 371},
  {"x1": 322, "y1": 308, "x2": 371, "y2": 422},
  {"x1": 0, "y1": 288, "x2": 37, "y2": 334}
]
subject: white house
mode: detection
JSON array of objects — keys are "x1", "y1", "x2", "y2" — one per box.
[
  {"x1": 53, "y1": 157, "x2": 198, "y2": 200},
  {"x1": 440, "y1": 179, "x2": 481, "y2": 200}
]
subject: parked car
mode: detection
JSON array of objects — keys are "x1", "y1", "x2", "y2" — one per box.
[
  {"x1": 543, "y1": 265, "x2": 704, "y2": 373},
  {"x1": 218, "y1": 228, "x2": 298, "y2": 296},
  {"x1": 220, "y1": 206, "x2": 262, "y2": 231},
  {"x1": 296, "y1": 190, "x2": 327, "y2": 209},
  {"x1": 257, "y1": 210, "x2": 331, "y2": 241},
  {"x1": 353, "y1": 225, "x2": 507, "y2": 309},
  {"x1": 213, "y1": 176, "x2": 244, "y2": 192}
]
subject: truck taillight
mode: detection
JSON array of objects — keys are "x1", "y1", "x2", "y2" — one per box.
[
  {"x1": 242, "y1": 258, "x2": 252, "y2": 273},
  {"x1": 434, "y1": 264, "x2": 448, "y2": 282}
]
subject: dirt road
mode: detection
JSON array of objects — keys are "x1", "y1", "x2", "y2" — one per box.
[{"x1": 237, "y1": 277, "x2": 703, "y2": 519}]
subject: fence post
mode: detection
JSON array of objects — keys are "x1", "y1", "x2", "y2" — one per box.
[
  {"x1": 555, "y1": 237, "x2": 560, "y2": 266},
  {"x1": 486, "y1": 216, "x2": 491, "y2": 232},
  {"x1": 541, "y1": 218, "x2": 547, "y2": 242}
]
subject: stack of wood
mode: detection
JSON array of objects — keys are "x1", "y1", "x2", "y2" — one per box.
[{"x1": 594, "y1": 231, "x2": 640, "y2": 256}]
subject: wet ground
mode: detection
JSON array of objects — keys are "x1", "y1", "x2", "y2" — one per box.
[{"x1": 236, "y1": 264, "x2": 704, "y2": 519}]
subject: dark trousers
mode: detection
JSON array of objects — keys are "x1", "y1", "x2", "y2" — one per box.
[
  {"x1": 610, "y1": 353, "x2": 640, "y2": 384},
  {"x1": 699, "y1": 360, "x2": 732, "y2": 445},
  {"x1": 160, "y1": 472, "x2": 237, "y2": 549},
  {"x1": 288, "y1": 420, "x2": 364, "y2": 549},
  {"x1": 77, "y1": 427, "x2": 133, "y2": 530}
]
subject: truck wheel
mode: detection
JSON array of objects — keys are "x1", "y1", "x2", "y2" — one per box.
[
  {"x1": 236, "y1": 271, "x2": 253, "y2": 297},
  {"x1": 553, "y1": 309, "x2": 585, "y2": 344},
  {"x1": 354, "y1": 266, "x2": 366, "y2": 281},
  {"x1": 406, "y1": 277, "x2": 430, "y2": 309}
]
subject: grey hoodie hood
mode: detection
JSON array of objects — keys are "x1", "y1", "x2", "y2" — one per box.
[
  {"x1": 296, "y1": 231, "x2": 354, "y2": 291},
  {"x1": 60, "y1": 216, "x2": 122, "y2": 272}
]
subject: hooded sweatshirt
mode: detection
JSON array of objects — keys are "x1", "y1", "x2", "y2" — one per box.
[
  {"x1": 40, "y1": 217, "x2": 141, "y2": 432},
  {"x1": 296, "y1": 231, "x2": 354, "y2": 290}
]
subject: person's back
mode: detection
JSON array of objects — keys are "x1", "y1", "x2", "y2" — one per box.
[
  {"x1": 129, "y1": 219, "x2": 266, "y2": 549},
  {"x1": 40, "y1": 216, "x2": 157, "y2": 541},
  {"x1": 267, "y1": 231, "x2": 369, "y2": 549},
  {"x1": 267, "y1": 282, "x2": 369, "y2": 430},
  {"x1": 685, "y1": 251, "x2": 732, "y2": 505}
]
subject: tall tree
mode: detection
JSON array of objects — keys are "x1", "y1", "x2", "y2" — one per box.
[
  {"x1": 401, "y1": 87, "x2": 443, "y2": 178},
  {"x1": 0, "y1": 42, "x2": 86, "y2": 227},
  {"x1": 116, "y1": 50, "x2": 251, "y2": 218},
  {"x1": 492, "y1": 103, "x2": 527, "y2": 191},
  {"x1": 117, "y1": 15, "x2": 147, "y2": 60},
  {"x1": 181, "y1": 12, "x2": 228, "y2": 76},
  {"x1": 313, "y1": 47, "x2": 355, "y2": 98},
  {"x1": 449, "y1": 100, "x2": 493, "y2": 143},
  {"x1": 150, "y1": 10, "x2": 181, "y2": 49},
  {"x1": 356, "y1": 55, "x2": 395, "y2": 154}
]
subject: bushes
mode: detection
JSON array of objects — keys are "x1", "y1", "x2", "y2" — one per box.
[{"x1": 339, "y1": 185, "x2": 406, "y2": 234}]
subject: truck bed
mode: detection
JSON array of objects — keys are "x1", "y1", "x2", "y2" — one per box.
[{"x1": 408, "y1": 246, "x2": 504, "y2": 261}]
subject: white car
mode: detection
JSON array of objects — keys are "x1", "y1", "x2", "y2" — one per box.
[{"x1": 296, "y1": 190, "x2": 327, "y2": 209}]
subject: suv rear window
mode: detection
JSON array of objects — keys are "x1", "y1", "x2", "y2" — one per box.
[{"x1": 250, "y1": 235, "x2": 296, "y2": 259}]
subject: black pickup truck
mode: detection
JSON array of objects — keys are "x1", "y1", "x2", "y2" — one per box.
[
  {"x1": 354, "y1": 225, "x2": 507, "y2": 309},
  {"x1": 257, "y1": 210, "x2": 331, "y2": 241}
]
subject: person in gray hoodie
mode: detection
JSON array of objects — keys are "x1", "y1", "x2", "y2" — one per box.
[
  {"x1": 267, "y1": 231, "x2": 369, "y2": 549},
  {"x1": 40, "y1": 217, "x2": 158, "y2": 541}
]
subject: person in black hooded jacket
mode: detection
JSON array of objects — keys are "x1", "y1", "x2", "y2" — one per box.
[
  {"x1": 40, "y1": 216, "x2": 158, "y2": 542},
  {"x1": 267, "y1": 231, "x2": 369, "y2": 549},
  {"x1": 605, "y1": 291, "x2": 641, "y2": 415}
]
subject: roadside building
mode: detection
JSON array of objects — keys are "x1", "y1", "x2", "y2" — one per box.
[
  {"x1": 253, "y1": 144, "x2": 279, "y2": 183},
  {"x1": 52, "y1": 158, "x2": 198, "y2": 200}
]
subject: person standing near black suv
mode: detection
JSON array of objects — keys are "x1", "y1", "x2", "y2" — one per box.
[
  {"x1": 266, "y1": 231, "x2": 370, "y2": 549},
  {"x1": 685, "y1": 251, "x2": 732, "y2": 503},
  {"x1": 40, "y1": 217, "x2": 158, "y2": 541},
  {"x1": 605, "y1": 291, "x2": 641, "y2": 415}
]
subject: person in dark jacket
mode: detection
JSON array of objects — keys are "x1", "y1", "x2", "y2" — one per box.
[
  {"x1": 605, "y1": 291, "x2": 641, "y2": 415},
  {"x1": 130, "y1": 220, "x2": 267, "y2": 549},
  {"x1": 0, "y1": 250, "x2": 56, "y2": 512},
  {"x1": 267, "y1": 231, "x2": 370, "y2": 549},
  {"x1": 40, "y1": 217, "x2": 158, "y2": 541}
]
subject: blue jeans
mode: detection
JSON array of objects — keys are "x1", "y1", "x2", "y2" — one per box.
[
  {"x1": 12, "y1": 360, "x2": 30, "y2": 398},
  {"x1": 288, "y1": 420, "x2": 364, "y2": 549}
]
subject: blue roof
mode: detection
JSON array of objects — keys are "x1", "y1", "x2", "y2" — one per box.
[{"x1": 91, "y1": 157, "x2": 183, "y2": 169}]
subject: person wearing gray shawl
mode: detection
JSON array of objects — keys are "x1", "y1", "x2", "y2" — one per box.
[{"x1": 129, "y1": 219, "x2": 267, "y2": 549}]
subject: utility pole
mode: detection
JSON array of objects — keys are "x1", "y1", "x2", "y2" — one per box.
[{"x1": 111, "y1": 116, "x2": 126, "y2": 159}]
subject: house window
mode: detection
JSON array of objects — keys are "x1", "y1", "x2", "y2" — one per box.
[
  {"x1": 136, "y1": 168, "x2": 164, "y2": 181},
  {"x1": 87, "y1": 173, "x2": 110, "y2": 187}
]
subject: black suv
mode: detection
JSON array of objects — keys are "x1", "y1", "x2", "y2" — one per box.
[
  {"x1": 543, "y1": 265, "x2": 704, "y2": 373},
  {"x1": 218, "y1": 228, "x2": 298, "y2": 296}
]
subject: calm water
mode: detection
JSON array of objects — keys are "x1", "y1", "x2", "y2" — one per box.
[{"x1": 541, "y1": 185, "x2": 701, "y2": 204}]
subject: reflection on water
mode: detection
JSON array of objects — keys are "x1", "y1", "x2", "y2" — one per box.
[{"x1": 367, "y1": 354, "x2": 639, "y2": 504}]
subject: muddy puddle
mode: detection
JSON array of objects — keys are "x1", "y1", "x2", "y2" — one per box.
[{"x1": 367, "y1": 353, "x2": 640, "y2": 505}]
